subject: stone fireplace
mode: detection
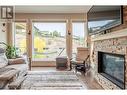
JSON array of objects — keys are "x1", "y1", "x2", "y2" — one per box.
[
  {"x1": 90, "y1": 6, "x2": 127, "y2": 89},
  {"x1": 91, "y1": 29, "x2": 127, "y2": 89},
  {"x1": 98, "y1": 51, "x2": 125, "y2": 89}
]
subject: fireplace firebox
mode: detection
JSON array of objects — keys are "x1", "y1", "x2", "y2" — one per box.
[{"x1": 98, "y1": 51, "x2": 125, "y2": 89}]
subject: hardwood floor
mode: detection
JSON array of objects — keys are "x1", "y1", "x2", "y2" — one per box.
[
  {"x1": 31, "y1": 67, "x2": 103, "y2": 89},
  {"x1": 77, "y1": 70, "x2": 103, "y2": 89}
]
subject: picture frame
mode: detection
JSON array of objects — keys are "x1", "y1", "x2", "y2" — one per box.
[{"x1": 1, "y1": 6, "x2": 13, "y2": 19}]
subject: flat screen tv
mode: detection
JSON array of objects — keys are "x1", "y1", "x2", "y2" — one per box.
[{"x1": 87, "y1": 6, "x2": 123, "y2": 35}]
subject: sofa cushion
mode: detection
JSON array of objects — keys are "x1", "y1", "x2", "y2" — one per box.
[
  {"x1": 8, "y1": 58, "x2": 25, "y2": 65},
  {"x1": 0, "y1": 48, "x2": 5, "y2": 53},
  {"x1": 5, "y1": 64, "x2": 28, "y2": 77},
  {"x1": 0, "y1": 53, "x2": 8, "y2": 68}
]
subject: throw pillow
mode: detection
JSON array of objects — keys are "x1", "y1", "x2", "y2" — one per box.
[
  {"x1": 8, "y1": 58, "x2": 25, "y2": 65},
  {"x1": 0, "y1": 53, "x2": 8, "y2": 68}
]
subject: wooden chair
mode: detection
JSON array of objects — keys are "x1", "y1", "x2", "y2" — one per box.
[{"x1": 70, "y1": 47, "x2": 90, "y2": 75}]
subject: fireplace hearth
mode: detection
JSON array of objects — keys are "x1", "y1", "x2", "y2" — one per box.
[{"x1": 98, "y1": 51, "x2": 125, "y2": 89}]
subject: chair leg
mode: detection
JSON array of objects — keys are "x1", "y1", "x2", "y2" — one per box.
[
  {"x1": 75, "y1": 66, "x2": 77, "y2": 73},
  {"x1": 83, "y1": 70, "x2": 86, "y2": 76},
  {"x1": 70, "y1": 63, "x2": 72, "y2": 69}
]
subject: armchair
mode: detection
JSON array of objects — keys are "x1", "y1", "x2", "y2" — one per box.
[{"x1": 70, "y1": 47, "x2": 90, "y2": 75}]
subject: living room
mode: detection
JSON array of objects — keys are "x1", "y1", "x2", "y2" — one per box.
[{"x1": 0, "y1": 2, "x2": 127, "y2": 92}]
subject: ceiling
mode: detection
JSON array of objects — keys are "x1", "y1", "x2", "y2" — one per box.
[{"x1": 15, "y1": 6, "x2": 91, "y2": 13}]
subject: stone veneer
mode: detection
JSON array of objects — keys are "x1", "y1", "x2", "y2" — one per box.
[
  {"x1": 90, "y1": 5, "x2": 127, "y2": 90},
  {"x1": 91, "y1": 36, "x2": 127, "y2": 89}
]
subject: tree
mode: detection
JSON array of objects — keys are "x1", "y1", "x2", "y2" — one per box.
[
  {"x1": 20, "y1": 37, "x2": 46, "y2": 53},
  {"x1": 49, "y1": 32, "x2": 53, "y2": 37},
  {"x1": 53, "y1": 30, "x2": 59, "y2": 37},
  {"x1": 58, "y1": 32, "x2": 61, "y2": 37},
  {"x1": 89, "y1": 28, "x2": 93, "y2": 33}
]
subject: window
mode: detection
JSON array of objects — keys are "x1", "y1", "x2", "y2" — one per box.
[
  {"x1": 13, "y1": 22, "x2": 27, "y2": 57},
  {"x1": 32, "y1": 22, "x2": 66, "y2": 61},
  {"x1": 72, "y1": 22, "x2": 85, "y2": 55}
]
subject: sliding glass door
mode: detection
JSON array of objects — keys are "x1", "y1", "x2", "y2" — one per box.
[
  {"x1": 32, "y1": 22, "x2": 67, "y2": 61},
  {"x1": 13, "y1": 22, "x2": 27, "y2": 57},
  {"x1": 72, "y1": 22, "x2": 85, "y2": 56},
  {"x1": 12, "y1": 21, "x2": 86, "y2": 67}
]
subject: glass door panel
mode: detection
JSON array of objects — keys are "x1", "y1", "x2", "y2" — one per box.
[
  {"x1": 32, "y1": 22, "x2": 66, "y2": 61},
  {"x1": 72, "y1": 22, "x2": 85, "y2": 57},
  {"x1": 13, "y1": 22, "x2": 27, "y2": 57}
]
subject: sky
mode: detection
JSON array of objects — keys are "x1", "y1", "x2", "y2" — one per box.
[
  {"x1": 88, "y1": 20, "x2": 114, "y2": 28},
  {"x1": 33, "y1": 22, "x2": 85, "y2": 37}
]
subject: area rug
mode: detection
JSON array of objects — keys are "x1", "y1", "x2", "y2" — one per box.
[{"x1": 21, "y1": 71, "x2": 86, "y2": 90}]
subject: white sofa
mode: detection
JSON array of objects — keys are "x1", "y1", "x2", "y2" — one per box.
[{"x1": 0, "y1": 48, "x2": 29, "y2": 88}]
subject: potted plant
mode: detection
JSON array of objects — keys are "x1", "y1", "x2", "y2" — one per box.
[{"x1": 0, "y1": 42, "x2": 17, "y2": 59}]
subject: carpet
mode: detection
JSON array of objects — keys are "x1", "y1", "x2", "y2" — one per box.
[{"x1": 21, "y1": 71, "x2": 86, "y2": 90}]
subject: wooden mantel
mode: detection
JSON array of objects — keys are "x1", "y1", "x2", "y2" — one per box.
[{"x1": 91, "y1": 28, "x2": 127, "y2": 41}]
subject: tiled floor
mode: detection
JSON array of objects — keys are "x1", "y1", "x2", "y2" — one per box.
[{"x1": 31, "y1": 67, "x2": 103, "y2": 89}]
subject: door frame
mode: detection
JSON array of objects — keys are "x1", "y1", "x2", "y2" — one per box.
[
  {"x1": 10, "y1": 19, "x2": 87, "y2": 68},
  {"x1": 30, "y1": 19, "x2": 69, "y2": 67}
]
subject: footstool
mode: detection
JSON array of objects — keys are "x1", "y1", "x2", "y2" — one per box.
[{"x1": 56, "y1": 56, "x2": 68, "y2": 70}]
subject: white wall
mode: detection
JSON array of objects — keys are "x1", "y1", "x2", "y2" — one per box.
[{"x1": 0, "y1": 23, "x2": 7, "y2": 43}]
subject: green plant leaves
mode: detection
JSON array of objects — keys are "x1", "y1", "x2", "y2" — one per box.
[{"x1": 0, "y1": 42, "x2": 17, "y2": 59}]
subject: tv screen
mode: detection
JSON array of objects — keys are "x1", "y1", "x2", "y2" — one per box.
[{"x1": 87, "y1": 6, "x2": 123, "y2": 35}]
